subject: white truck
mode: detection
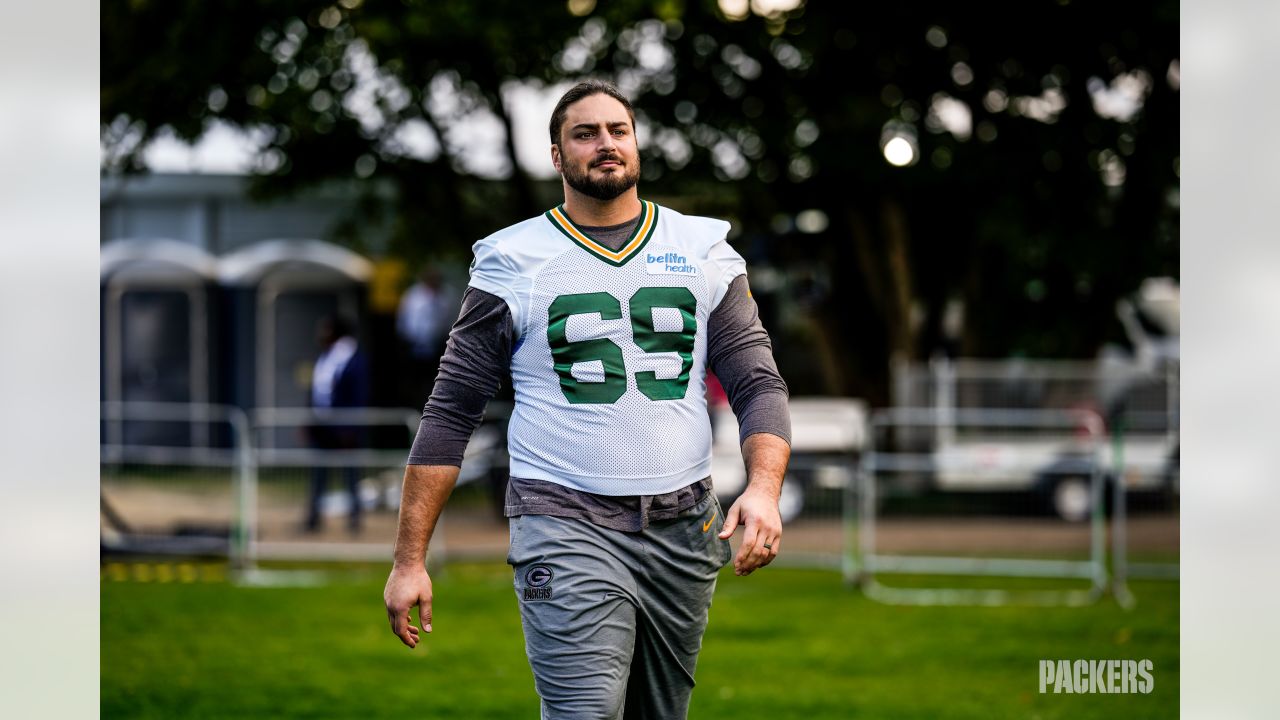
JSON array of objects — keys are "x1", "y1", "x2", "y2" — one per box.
[
  {"x1": 927, "y1": 416, "x2": 1178, "y2": 522},
  {"x1": 896, "y1": 279, "x2": 1180, "y2": 521}
]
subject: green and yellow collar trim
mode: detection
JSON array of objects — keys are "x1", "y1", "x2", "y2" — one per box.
[{"x1": 544, "y1": 200, "x2": 659, "y2": 267}]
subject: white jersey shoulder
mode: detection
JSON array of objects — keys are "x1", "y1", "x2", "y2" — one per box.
[
  {"x1": 467, "y1": 215, "x2": 561, "y2": 337},
  {"x1": 649, "y1": 205, "x2": 743, "y2": 310}
]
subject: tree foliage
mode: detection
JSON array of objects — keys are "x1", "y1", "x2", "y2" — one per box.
[{"x1": 102, "y1": 0, "x2": 1179, "y2": 398}]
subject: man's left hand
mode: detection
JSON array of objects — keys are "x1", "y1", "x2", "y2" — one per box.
[{"x1": 718, "y1": 485, "x2": 782, "y2": 576}]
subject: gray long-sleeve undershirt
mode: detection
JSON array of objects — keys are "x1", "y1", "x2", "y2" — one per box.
[{"x1": 406, "y1": 215, "x2": 790, "y2": 530}]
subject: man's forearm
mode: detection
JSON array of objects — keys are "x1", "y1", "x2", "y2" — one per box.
[
  {"x1": 742, "y1": 432, "x2": 790, "y2": 497},
  {"x1": 392, "y1": 464, "x2": 460, "y2": 567}
]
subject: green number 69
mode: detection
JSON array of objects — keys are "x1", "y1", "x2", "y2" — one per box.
[{"x1": 547, "y1": 287, "x2": 697, "y2": 404}]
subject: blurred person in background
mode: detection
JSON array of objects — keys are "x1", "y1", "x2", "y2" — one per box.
[
  {"x1": 305, "y1": 314, "x2": 370, "y2": 534},
  {"x1": 396, "y1": 265, "x2": 453, "y2": 405},
  {"x1": 383, "y1": 80, "x2": 791, "y2": 718},
  {"x1": 706, "y1": 370, "x2": 730, "y2": 441}
]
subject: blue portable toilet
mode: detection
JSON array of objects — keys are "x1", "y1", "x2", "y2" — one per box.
[{"x1": 100, "y1": 238, "x2": 218, "y2": 447}]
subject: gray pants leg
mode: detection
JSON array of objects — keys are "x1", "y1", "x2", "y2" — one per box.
[{"x1": 508, "y1": 493, "x2": 731, "y2": 720}]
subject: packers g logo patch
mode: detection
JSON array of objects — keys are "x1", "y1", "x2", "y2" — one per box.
[
  {"x1": 525, "y1": 565, "x2": 553, "y2": 587},
  {"x1": 523, "y1": 565, "x2": 554, "y2": 600}
]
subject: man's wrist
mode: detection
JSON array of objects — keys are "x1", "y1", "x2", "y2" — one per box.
[
  {"x1": 392, "y1": 548, "x2": 428, "y2": 570},
  {"x1": 745, "y1": 475, "x2": 783, "y2": 500}
]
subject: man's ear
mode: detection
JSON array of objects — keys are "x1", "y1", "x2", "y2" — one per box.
[{"x1": 550, "y1": 144, "x2": 562, "y2": 173}]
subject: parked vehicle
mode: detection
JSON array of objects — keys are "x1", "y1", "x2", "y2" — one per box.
[
  {"x1": 927, "y1": 419, "x2": 1178, "y2": 522},
  {"x1": 712, "y1": 397, "x2": 866, "y2": 523}
]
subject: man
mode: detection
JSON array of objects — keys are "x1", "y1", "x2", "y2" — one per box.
[
  {"x1": 395, "y1": 265, "x2": 453, "y2": 403},
  {"x1": 384, "y1": 80, "x2": 791, "y2": 718},
  {"x1": 306, "y1": 314, "x2": 369, "y2": 533}
]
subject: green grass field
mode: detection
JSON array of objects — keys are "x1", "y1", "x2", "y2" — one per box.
[{"x1": 102, "y1": 562, "x2": 1177, "y2": 718}]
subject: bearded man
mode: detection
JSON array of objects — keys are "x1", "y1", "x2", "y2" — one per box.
[{"x1": 384, "y1": 80, "x2": 791, "y2": 719}]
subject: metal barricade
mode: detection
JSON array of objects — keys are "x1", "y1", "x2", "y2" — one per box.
[
  {"x1": 101, "y1": 402, "x2": 256, "y2": 569},
  {"x1": 246, "y1": 407, "x2": 421, "y2": 562},
  {"x1": 102, "y1": 402, "x2": 516, "y2": 581},
  {"x1": 710, "y1": 398, "x2": 865, "y2": 568},
  {"x1": 1109, "y1": 408, "x2": 1180, "y2": 608},
  {"x1": 891, "y1": 358, "x2": 1181, "y2": 601},
  {"x1": 246, "y1": 405, "x2": 512, "y2": 566},
  {"x1": 846, "y1": 408, "x2": 1108, "y2": 606}
]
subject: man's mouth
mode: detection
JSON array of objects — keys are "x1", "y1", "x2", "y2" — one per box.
[{"x1": 593, "y1": 158, "x2": 622, "y2": 168}]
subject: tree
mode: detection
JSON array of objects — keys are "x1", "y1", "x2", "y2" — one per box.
[
  {"x1": 103, "y1": 0, "x2": 586, "y2": 259},
  {"x1": 592, "y1": 1, "x2": 1179, "y2": 398},
  {"x1": 102, "y1": 0, "x2": 1178, "y2": 401}
]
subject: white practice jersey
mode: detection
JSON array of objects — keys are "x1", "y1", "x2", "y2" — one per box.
[{"x1": 468, "y1": 200, "x2": 746, "y2": 496}]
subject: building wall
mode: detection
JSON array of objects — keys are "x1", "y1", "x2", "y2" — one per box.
[{"x1": 101, "y1": 173, "x2": 391, "y2": 254}]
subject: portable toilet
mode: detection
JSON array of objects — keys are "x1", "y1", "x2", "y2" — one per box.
[{"x1": 100, "y1": 238, "x2": 218, "y2": 447}]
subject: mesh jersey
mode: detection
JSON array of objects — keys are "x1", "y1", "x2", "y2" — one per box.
[{"x1": 468, "y1": 201, "x2": 746, "y2": 495}]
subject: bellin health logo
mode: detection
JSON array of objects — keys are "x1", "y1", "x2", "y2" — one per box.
[
  {"x1": 646, "y1": 252, "x2": 697, "y2": 275},
  {"x1": 1039, "y1": 659, "x2": 1153, "y2": 694}
]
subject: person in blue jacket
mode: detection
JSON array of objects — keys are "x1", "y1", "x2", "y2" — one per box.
[{"x1": 305, "y1": 314, "x2": 370, "y2": 533}]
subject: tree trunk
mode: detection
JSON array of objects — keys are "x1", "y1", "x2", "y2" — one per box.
[
  {"x1": 496, "y1": 89, "x2": 540, "y2": 219},
  {"x1": 847, "y1": 199, "x2": 917, "y2": 382}
]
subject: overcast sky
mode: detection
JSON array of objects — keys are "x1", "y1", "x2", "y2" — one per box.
[{"x1": 141, "y1": 81, "x2": 568, "y2": 180}]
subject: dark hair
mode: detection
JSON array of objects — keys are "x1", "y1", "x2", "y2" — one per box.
[
  {"x1": 319, "y1": 313, "x2": 353, "y2": 339},
  {"x1": 548, "y1": 80, "x2": 636, "y2": 146}
]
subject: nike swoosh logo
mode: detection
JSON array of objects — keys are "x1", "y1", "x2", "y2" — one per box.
[{"x1": 702, "y1": 510, "x2": 717, "y2": 533}]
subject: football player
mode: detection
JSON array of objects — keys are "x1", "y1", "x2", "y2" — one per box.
[{"x1": 384, "y1": 80, "x2": 791, "y2": 719}]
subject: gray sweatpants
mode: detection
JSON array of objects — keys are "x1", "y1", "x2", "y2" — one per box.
[{"x1": 507, "y1": 491, "x2": 731, "y2": 719}]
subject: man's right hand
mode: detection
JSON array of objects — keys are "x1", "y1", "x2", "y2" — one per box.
[{"x1": 383, "y1": 563, "x2": 433, "y2": 649}]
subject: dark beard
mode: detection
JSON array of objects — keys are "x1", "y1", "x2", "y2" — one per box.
[{"x1": 562, "y1": 156, "x2": 640, "y2": 201}]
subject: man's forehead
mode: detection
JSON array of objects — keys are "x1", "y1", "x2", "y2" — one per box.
[{"x1": 564, "y1": 94, "x2": 633, "y2": 127}]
